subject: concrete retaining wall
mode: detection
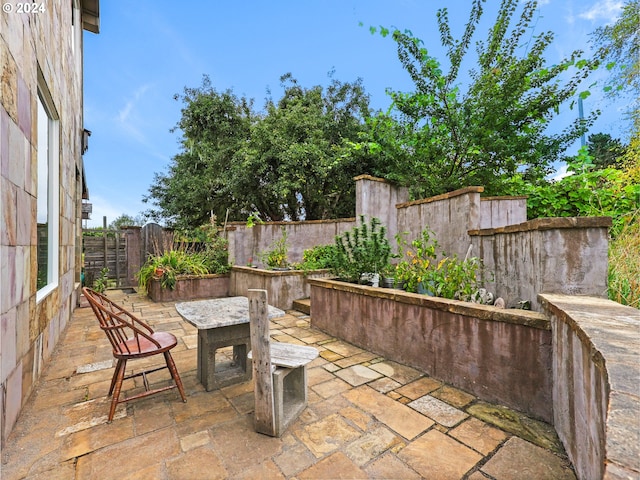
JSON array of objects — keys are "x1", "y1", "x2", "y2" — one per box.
[
  {"x1": 470, "y1": 217, "x2": 612, "y2": 311},
  {"x1": 397, "y1": 186, "x2": 484, "y2": 259},
  {"x1": 480, "y1": 196, "x2": 528, "y2": 229},
  {"x1": 226, "y1": 219, "x2": 355, "y2": 269},
  {"x1": 355, "y1": 174, "x2": 409, "y2": 248},
  {"x1": 230, "y1": 267, "x2": 332, "y2": 310},
  {"x1": 147, "y1": 274, "x2": 230, "y2": 302},
  {"x1": 309, "y1": 279, "x2": 553, "y2": 423}
]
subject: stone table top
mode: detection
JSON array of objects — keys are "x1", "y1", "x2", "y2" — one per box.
[{"x1": 175, "y1": 296, "x2": 285, "y2": 329}]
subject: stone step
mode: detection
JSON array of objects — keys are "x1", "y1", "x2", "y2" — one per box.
[{"x1": 292, "y1": 298, "x2": 310, "y2": 315}]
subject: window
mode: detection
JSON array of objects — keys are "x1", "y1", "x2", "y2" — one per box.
[
  {"x1": 36, "y1": 81, "x2": 59, "y2": 299},
  {"x1": 71, "y1": 0, "x2": 82, "y2": 75}
]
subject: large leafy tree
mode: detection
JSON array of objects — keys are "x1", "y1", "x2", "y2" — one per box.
[
  {"x1": 108, "y1": 214, "x2": 144, "y2": 229},
  {"x1": 586, "y1": 133, "x2": 627, "y2": 169},
  {"x1": 359, "y1": 0, "x2": 601, "y2": 198},
  {"x1": 143, "y1": 76, "x2": 254, "y2": 228},
  {"x1": 231, "y1": 74, "x2": 372, "y2": 221},
  {"x1": 591, "y1": 0, "x2": 639, "y2": 120},
  {"x1": 144, "y1": 74, "x2": 373, "y2": 227}
]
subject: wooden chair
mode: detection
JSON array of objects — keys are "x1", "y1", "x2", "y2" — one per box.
[
  {"x1": 82, "y1": 288, "x2": 187, "y2": 422},
  {"x1": 247, "y1": 289, "x2": 318, "y2": 437}
]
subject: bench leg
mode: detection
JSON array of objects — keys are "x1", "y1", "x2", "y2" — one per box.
[
  {"x1": 272, "y1": 365, "x2": 308, "y2": 437},
  {"x1": 198, "y1": 330, "x2": 252, "y2": 391}
]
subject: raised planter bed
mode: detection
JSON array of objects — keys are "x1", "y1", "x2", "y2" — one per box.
[
  {"x1": 307, "y1": 277, "x2": 553, "y2": 423},
  {"x1": 148, "y1": 274, "x2": 230, "y2": 302},
  {"x1": 229, "y1": 266, "x2": 332, "y2": 311}
]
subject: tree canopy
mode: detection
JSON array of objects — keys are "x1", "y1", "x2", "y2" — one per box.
[
  {"x1": 143, "y1": 76, "x2": 254, "y2": 228},
  {"x1": 591, "y1": 0, "x2": 639, "y2": 121},
  {"x1": 143, "y1": 74, "x2": 373, "y2": 228},
  {"x1": 356, "y1": 0, "x2": 601, "y2": 198},
  {"x1": 108, "y1": 214, "x2": 144, "y2": 229}
]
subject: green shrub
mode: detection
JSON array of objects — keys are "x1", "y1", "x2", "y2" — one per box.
[
  {"x1": 395, "y1": 228, "x2": 484, "y2": 300},
  {"x1": 608, "y1": 214, "x2": 639, "y2": 308},
  {"x1": 291, "y1": 244, "x2": 338, "y2": 272},
  {"x1": 331, "y1": 216, "x2": 392, "y2": 284},
  {"x1": 200, "y1": 235, "x2": 231, "y2": 274},
  {"x1": 93, "y1": 268, "x2": 110, "y2": 293},
  {"x1": 137, "y1": 250, "x2": 209, "y2": 292}
]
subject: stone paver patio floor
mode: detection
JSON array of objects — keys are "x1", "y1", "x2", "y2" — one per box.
[{"x1": 1, "y1": 290, "x2": 576, "y2": 479}]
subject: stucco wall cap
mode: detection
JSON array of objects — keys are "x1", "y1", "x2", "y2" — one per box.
[
  {"x1": 469, "y1": 216, "x2": 613, "y2": 236},
  {"x1": 309, "y1": 278, "x2": 549, "y2": 329}
]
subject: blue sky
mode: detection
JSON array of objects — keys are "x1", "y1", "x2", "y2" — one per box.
[{"x1": 82, "y1": 0, "x2": 629, "y2": 227}]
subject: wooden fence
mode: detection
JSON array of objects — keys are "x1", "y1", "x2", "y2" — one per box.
[
  {"x1": 83, "y1": 229, "x2": 128, "y2": 288},
  {"x1": 82, "y1": 222, "x2": 174, "y2": 288}
]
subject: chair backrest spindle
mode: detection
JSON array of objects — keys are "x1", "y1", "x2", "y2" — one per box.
[{"x1": 83, "y1": 288, "x2": 159, "y2": 355}]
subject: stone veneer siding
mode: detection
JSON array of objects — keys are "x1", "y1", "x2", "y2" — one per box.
[{"x1": 1, "y1": 4, "x2": 92, "y2": 444}]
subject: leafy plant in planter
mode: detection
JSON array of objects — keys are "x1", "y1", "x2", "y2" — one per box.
[
  {"x1": 259, "y1": 227, "x2": 290, "y2": 269},
  {"x1": 200, "y1": 235, "x2": 231, "y2": 275},
  {"x1": 429, "y1": 255, "x2": 482, "y2": 300},
  {"x1": 290, "y1": 244, "x2": 338, "y2": 273},
  {"x1": 137, "y1": 250, "x2": 209, "y2": 292},
  {"x1": 136, "y1": 229, "x2": 230, "y2": 291},
  {"x1": 395, "y1": 227, "x2": 485, "y2": 300},
  {"x1": 395, "y1": 228, "x2": 438, "y2": 293},
  {"x1": 93, "y1": 268, "x2": 110, "y2": 293},
  {"x1": 331, "y1": 215, "x2": 392, "y2": 284}
]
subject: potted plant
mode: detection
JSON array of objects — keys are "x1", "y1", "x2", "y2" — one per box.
[{"x1": 379, "y1": 264, "x2": 397, "y2": 288}]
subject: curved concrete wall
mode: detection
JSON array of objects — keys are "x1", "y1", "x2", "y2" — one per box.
[{"x1": 539, "y1": 294, "x2": 640, "y2": 480}]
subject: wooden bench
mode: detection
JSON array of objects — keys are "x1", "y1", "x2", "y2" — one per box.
[{"x1": 247, "y1": 289, "x2": 319, "y2": 437}]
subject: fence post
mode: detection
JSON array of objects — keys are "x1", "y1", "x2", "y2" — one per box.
[{"x1": 102, "y1": 216, "x2": 108, "y2": 277}]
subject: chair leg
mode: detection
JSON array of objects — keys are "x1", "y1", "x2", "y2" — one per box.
[
  {"x1": 164, "y1": 352, "x2": 187, "y2": 402},
  {"x1": 108, "y1": 359, "x2": 127, "y2": 422},
  {"x1": 109, "y1": 359, "x2": 125, "y2": 396}
]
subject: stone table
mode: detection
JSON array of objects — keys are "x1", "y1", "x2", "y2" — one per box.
[{"x1": 175, "y1": 296, "x2": 285, "y2": 390}]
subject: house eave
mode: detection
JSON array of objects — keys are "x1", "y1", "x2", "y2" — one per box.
[{"x1": 81, "y1": 0, "x2": 100, "y2": 34}]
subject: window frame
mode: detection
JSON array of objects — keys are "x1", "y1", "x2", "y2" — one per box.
[{"x1": 36, "y1": 78, "x2": 60, "y2": 302}]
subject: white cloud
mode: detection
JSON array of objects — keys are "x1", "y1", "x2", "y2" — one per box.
[
  {"x1": 117, "y1": 84, "x2": 151, "y2": 123},
  {"x1": 549, "y1": 164, "x2": 574, "y2": 182},
  {"x1": 83, "y1": 193, "x2": 144, "y2": 228},
  {"x1": 579, "y1": 0, "x2": 623, "y2": 24}
]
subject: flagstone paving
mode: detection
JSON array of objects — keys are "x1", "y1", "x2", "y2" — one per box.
[{"x1": 1, "y1": 290, "x2": 577, "y2": 479}]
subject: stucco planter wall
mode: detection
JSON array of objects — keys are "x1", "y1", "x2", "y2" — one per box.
[
  {"x1": 148, "y1": 274, "x2": 230, "y2": 302},
  {"x1": 230, "y1": 266, "x2": 332, "y2": 310},
  {"x1": 308, "y1": 278, "x2": 553, "y2": 422}
]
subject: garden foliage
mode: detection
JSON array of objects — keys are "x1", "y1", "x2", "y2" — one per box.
[
  {"x1": 356, "y1": 0, "x2": 601, "y2": 198},
  {"x1": 331, "y1": 216, "x2": 392, "y2": 284}
]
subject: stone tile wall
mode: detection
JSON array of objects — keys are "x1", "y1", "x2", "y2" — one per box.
[{"x1": 1, "y1": 4, "x2": 89, "y2": 445}]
